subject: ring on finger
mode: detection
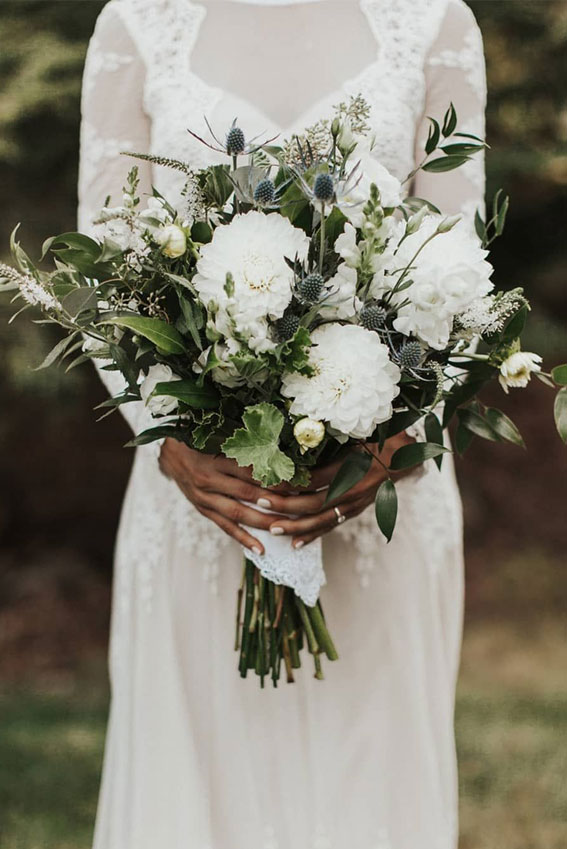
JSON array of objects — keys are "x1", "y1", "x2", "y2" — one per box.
[{"x1": 334, "y1": 506, "x2": 347, "y2": 525}]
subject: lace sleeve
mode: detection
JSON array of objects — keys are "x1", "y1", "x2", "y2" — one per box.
[
  {"x1": 412, "y1": 0, "x2": 487, "y2": 227},
  {"x1": 78, "y1": 2, "x2": 155, "y2": 437}
]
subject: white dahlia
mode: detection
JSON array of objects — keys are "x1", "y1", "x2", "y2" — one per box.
[
  {"x1": 193, "y1": 211, "x2": 309, "y2": 346},
  {"x1": 281, "y1": 324, "x2": 401, "y2": 440},
  {"x1": 373, "y1": 215, "x2": 494, "y2": 350}
]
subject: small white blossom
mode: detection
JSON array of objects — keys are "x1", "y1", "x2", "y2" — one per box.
[
  {"x1": 157, "y1": 224, "x2": 187, "y2": 258},
  {"x1": 281, "y1": 324, "x2": 401, "y2": 440},
  {"x1": 499, "y1": 351, "x2": 542, "y2": 393},
  {"x1": 334, "y1": 223, "x2": 361, "y2": 268},
  {"x1": 336, "y1": 148, "x2": 403, "y2": 227},
  {"x1": 140, "y1": 364, "x2": 181, "y2": 415},
  {"x1": 321, "y1": 263, "x2": 360, "y2": 319},
  {"x1": 293, "y1": 418, "x2": 326, "y2": 453},
  {"x1": 193, "y1": 339, "x2": 249, "y2": 388},
  {"x1": 19, "y1": 276, "x2": 59, "y2": 311}
]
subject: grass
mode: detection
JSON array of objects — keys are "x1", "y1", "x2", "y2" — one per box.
[{"x1": 0, "y1": 621, "x2": 566, "y2": 849}]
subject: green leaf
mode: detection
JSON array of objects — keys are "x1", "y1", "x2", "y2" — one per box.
[
  {"x1": 375, "y1": 479, "x2": 398, "y2": 543},
  {"x1": 475, "y1": 210, "x2": 487, "y2": 244},
  {"x1": 425, "y1": 118, "x2": 441, "y2": 154},
  {"x1": 222, "y1": 403, "x2": 295, "y2": 487},
  {"x1": 442, "y1": 102, "x2": 458, "y2": 137},
  {"x1": 440, "y1": 142, "x2": 485, "y2": 155},
  {"x1": 424, "y1": 412, "x2": 445, "y2": 469},
  {"x1": 325, "y1": 452, "x2": 372, "y2": 504},
  {"x1": 98, "y1": 238, "x2": 124, "y2": 262},
  {"x1": 551, "y1": 364, "x2": 567, "y2": 386},
  {"x1": 108, "y1": 342, "x2": 138, "y2": 390},
  {"x1": 177, "y1": 293, "x2": 203, "y2": 350},
  {"x1": 455, "y1": 422, "x2": 475, "y2": 455},
  {"x1": 554, "y1": 387, "x2": 567, "y2": 444},
  {"x1": 457, "y1": 407, "x2": 500, "y2": 442},
  {"x1": 154, "y1": 379, "x2": 219, "y2": 410},
  {"x1": 195, "y1": 344, "x2": 222, "y2": 386},
  {"x1": 101, "y1": 315, "x2": 186, "y2": 355},
  {"x1": 500, "y1": 305, "x2": 528, "y2": 342},
  {"x1": 389, "y1": 441, "x2": 450, "y2": 471},
  {"x1": 191, "y1": 221, "x2": 212, "y2": 244},
  {"x1": 485, "y1": 407, "x2": 525, "y2": 448},
  {"x1": 127, "y1": 425, "x2": 187, "y2": 447},
  {"x1": 62, "y1": 286, "x2": 98, "y2": 317},
  {"x1": 51, "y1": 232, "x2": 101, "y2": 256},
  {"x1": 422, "y1": 155, "x2": 471, "y2": 173},
  {"x1": 34, "y1": 332, "x2": 78, "y2": 371}
]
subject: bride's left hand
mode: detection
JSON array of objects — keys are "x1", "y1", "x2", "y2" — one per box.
[{"x1": 263, "y1": 432, "x2": 416, "y2": 548}]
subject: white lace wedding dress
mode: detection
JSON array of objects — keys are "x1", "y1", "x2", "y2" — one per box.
[{"x1": 78, "y1": 1, "x2": 486, "y2": 847}]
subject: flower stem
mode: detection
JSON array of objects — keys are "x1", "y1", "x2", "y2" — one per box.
[{"x1": 319, "y1": 201, "x2": 326, "y2": 275}]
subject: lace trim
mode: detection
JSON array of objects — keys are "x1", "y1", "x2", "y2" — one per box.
[{"x1": 428, "y1": 23, "x2": 486, "y2": 102}]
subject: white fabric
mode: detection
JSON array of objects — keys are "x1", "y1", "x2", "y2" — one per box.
[{"x1": 78, "y1": 1, "x2": 486, "y2": 847}]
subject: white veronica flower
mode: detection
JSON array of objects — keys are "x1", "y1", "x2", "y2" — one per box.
[
  {"x1": 374, "y1": 215, "x2": 494, "y2": 350},
  {"x1": 320, "y1": 263, "x2": 359, "y2": 319},
  {"x1": 499, "y1": 351, "x2": 542, "y2": 393},
  {"x1": 337, "y1": 149, "x2": 403, "y2": 227},
  {"x1": 193, "y1": 211, "x2": 309, "y2": 347},
  {"x1": 140, "y1": 364, "x2": 181, "y2": 415},
  {"x1": 281, "y1": 324, "x2": 401, "y2": 440}
]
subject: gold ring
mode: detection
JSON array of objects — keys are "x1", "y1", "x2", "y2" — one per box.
[{"x1": 334, "y1": 506, "x2": 346, "y2": 525}]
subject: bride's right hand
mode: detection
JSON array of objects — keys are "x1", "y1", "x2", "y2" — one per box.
[{"x1": 158, "y1": 438, "x2": 288, "y2": 554}]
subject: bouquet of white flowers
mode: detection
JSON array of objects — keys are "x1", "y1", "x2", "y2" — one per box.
[{"x1": 2, "y1": 97, "x2": 566, "y2": 686}]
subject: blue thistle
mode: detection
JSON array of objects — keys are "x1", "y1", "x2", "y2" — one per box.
[
  {"x1": 276, "y1": 313, "x2": 301, "y2": 341},
  {"x1": 226, "y1": 126, "x2": 246, "y2": 155},
  {"x1": 313, "y1": 173, "x2": 334, "y2": 203},
  {"x1": 398, "y1": 341, "x2": 424, "y2": 369},
  {"x1": 298, "y1": 272, "x2": 324, "y2": 304},
  {"x1": 254, "y1": 178, "x2": 276, "y2": 207},
  {"x1": 360, "y1": 303, "x2": 387, "y2": 332}
]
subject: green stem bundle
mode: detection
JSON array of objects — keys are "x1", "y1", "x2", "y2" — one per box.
[{"x1": 236, "y1": 559, "x2": 338, "y2": 687}]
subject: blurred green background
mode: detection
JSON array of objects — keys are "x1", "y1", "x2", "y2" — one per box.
[{"x1": 0, "y1": 2, "x2": 566, "y2": 847}]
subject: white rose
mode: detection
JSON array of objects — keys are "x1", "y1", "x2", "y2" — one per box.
[
  {"x1": 499, "y1": 351, "x2": 542, "y2": 393},
  {"x1": 140, "y1": 364, "x2": 181, "y2": 415},
  {"x1": 293, "y1": 418, "x2": 326, "y2": 453},
  {"x1": 157, "y1": 224, "x2": 187, "y2": 259}
]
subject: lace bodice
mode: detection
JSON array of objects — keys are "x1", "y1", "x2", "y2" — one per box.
[{"x1": 78, "y1": 0, "x2": 486, "y2": 598}]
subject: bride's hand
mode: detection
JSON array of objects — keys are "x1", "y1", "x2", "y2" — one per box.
[
  {"x1": 159, "y1": 438, "x2": 289, "y2": 554},
  {"x1": 261, "y1": 432, "x2": 416, "y2": 549}
]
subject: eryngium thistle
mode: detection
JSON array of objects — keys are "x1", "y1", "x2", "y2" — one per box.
[
  {"x1": 359, "y1": 303, "x2": 387, "y2": 331},
  {"x1": 298, "y1": 272, "x2": 324, "y2": 303},
  {"x1": 254, "y1": 178, "x2": 276, "y2": 207},
  {"x1": 226, "y1": 126, "x2": 246, "y2": 155},
  {"x1": 313, "y1": 173, "x2": 334, "y2": 203},
  {"x1": 276, "y1": 312, "x2": 301, "y2": 341},
  {"x1": 398, "y1": 341, "x2": 424, "y2": 369}
]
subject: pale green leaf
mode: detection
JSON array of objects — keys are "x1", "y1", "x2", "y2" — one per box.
[{"x1": 222, "y1": 403, "x2": 295, "y2": 487}]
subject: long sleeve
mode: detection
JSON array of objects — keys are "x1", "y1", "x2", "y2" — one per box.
[
  {"x1": 78, "y1": 3, "x2": 154, "y2": 436},
  {"x1": 413, "y1": 0, "x2": 487, "y2": 226}
]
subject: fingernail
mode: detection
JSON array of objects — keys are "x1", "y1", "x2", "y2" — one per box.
[
  {"x1": 270, "y1": 527, "x2": 284, "y2": 536},
  {"x1": 251, "y1": 545, "x2": 263, "y2": 555},
  {"x1": 293, "y1": 540, "x2": 304, "y2": 550},
  {"x1": 257, "y1": 497, "x2": 272, "y2": 509}
]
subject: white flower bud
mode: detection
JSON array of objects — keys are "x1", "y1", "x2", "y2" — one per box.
[
  {"x1": 157, "y1": 224, "x2": 187, "y2": 258},
  {"x1": 337, "y1": 119, "x2": 356, "y2": 156},
  {"x1": 293, "y1": 418, "x2": 326, "y2": 453},
  {"x1": 436, "y1": 214, "x2": 462, "y2": 234},
  {"x1": 498, "y1": 351, "x2": 542, "y2": 394},
  {"x1": 406, "y1": 205, "x2": 428, "y2": 235}
]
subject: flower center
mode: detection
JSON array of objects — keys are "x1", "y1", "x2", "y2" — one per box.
[{"x1": 241, "y1": 252, "x2": 278, "y2": 292}]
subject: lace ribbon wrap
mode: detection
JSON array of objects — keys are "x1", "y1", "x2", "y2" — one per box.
[{"x1": 242, "y1": 503, "x2": 325, "y2": 606}]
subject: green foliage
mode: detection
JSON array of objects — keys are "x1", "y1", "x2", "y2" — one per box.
[
  {"x1": 325, "y1": 451, "x2": 372, "y2": 504},
  {"x1": 375, "y1": 478, "x2": 398, "y2": 543},
  {"x1": 222, "y1": 403, "x2": 295, "y2": 486}
]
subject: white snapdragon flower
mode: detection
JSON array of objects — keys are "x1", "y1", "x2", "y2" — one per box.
[
  {"x1": 334, "y1": 223, "x2": 361, "y2": 268},
  {"x1": 374, "y1": 215, "x2": 494, "y2": 350},
  {"x1": 320, "y1": 263, "x2": 360, "y2": 319},
  {"x1": 140, "y1": 364, "x2": 181, "y2": 415},
  {"x1": 194, "y1": 211, "x2": 308, "y2": 348},
  {"x1": 281, "y1": 324, "x2": 401, "y2": 440},
  {"x1": 499, "y1": 351, "x2": 542, "y2": 393},
  {"x1": 336, "y1": 149, "x2": 403, "y2": 227},
  {"x1": 156, "y1": 224, "x2": 187, "y2": 258}
]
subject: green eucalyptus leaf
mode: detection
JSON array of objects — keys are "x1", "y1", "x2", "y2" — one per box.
[
  {"x1": 424, "y1": 412, "x2": 444, "y2": 469},
  {"x1": 101, "y1": 315, "x2": 186, "y2": 355},
  {"x1": 457, "y1": 407, "x2": 500, "y2": 442},
  {"x1": 389, "y1": 441, "x2": 449, "y2": 470},
  {"x1": 375, "y1": 478, "x2": 398, "y2": 543},
  {"x1": 422, "y1": 154, "x2": 471, "y2": 173},
  {"x1": 554, "y1": 387, "x2": 567, "y2": 444},
  {"x1": 442, "y1": 102, "x2": 458, "y2": 137},
  {"x1": 325, "y1": 451, "x2": 372, "y2": 505},
  {"x1": 425, "y1": 118, "x2": 441, "y2": 154},
  {"x1": 485, "y1": 408, "x2": 525, "y2": 448},
  {"x1": 455, "y1": 422, "x2": 475, "y2": 455},
  {"x1": 551, "y1": 364, "x2": 567, "y2": 386},
  {"x1": 222, "y1": 403, "x2": 295, "y2": 487}
]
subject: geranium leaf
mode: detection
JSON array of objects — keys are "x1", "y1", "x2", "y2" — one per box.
[
  {"x1": 375, "y1": 479, "x2": 398, "y2": 543},
  {"x1": 222, "y1": 403, "x2": 295, "y2": 486},
  {"x1": 325, "y1": 451, "x2": 372, "y2": 504},
  {"x1": 554, "y1": 387, "x2": 567, "y2": 444},
  {"x1": 389, "y1": 441, "x2": 449, "y2": 470}
]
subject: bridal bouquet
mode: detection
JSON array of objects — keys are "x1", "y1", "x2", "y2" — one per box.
[{"x1": 2, "y1": 97, "x2": 566, "y2": 685}]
